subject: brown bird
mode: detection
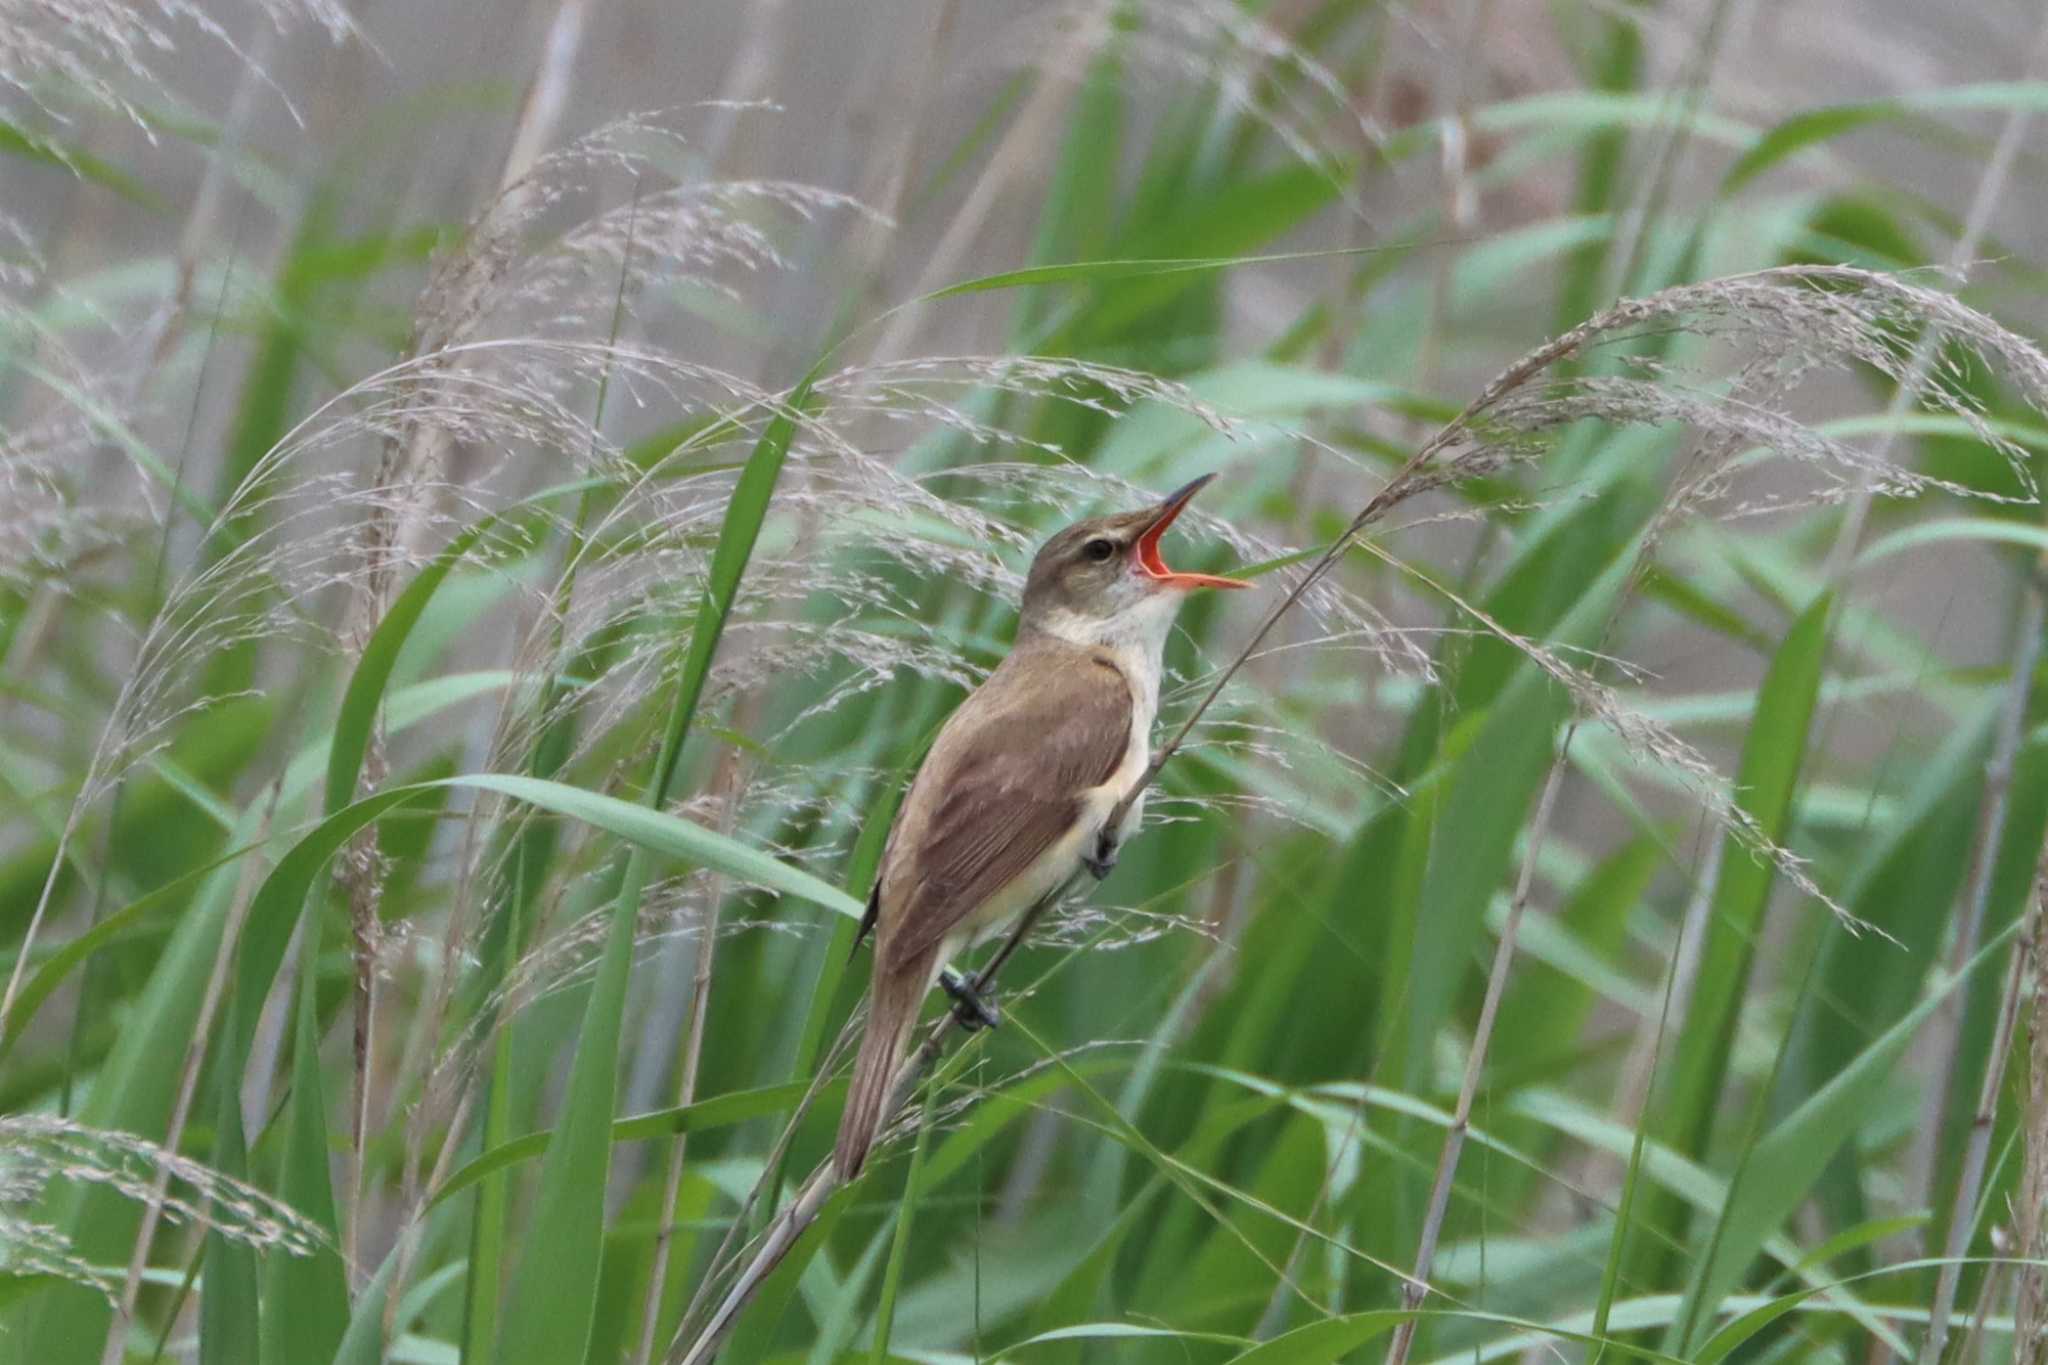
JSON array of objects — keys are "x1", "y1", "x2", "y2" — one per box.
[{"x1": 832, "y1": 474, "x2": 1247, "y2": 1179}]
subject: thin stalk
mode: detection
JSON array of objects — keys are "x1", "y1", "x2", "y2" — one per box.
[
  {"x1": 1959, "y1": 1173, "x2": 2020, "y2": 1365},
  {"x1": 1591, "y1": 872, "x2": 1700, "y2": 1348},
  {"x1": 1923, "y1": 851, "x2": 2045, "y2": 1363},
  {"x1": 2014, "y1": 912, "x2": 2048, "y2": 1362},
  {"x1": 340, "y1": 807, "x2": 379, "y2": 1279},
  {"x1": 1919, "y1": 466, "x2": 2048, "y2": 1361},
  {"x1": 389, "y1": 1077, "x2": 480, "y2": 1323},
  {"x1": 868, "y1": 1078, "x2": 941, "y2": 1364},
  {"x1": 673, "y1": 1161, "x2": 838, "y2": 1365},
  {"x1": 632, "y1": 761, "x2": 737, "y2": 1365},
  {"x1": 700, "y1": 0, "x2": 789, "y2": 167},
  {"x1": 1666, "y1": 934, "x2": 1844, "y2": 1352},
  {"x1": 1382, "y1": 729, "x2": 1571, "y2": 1365},
  {"x1": 1614, "y1": 837, "x2": 1721, "y2": 1126},
  {"x1": 499, "y1": 0, "x2": 591, "y2": 193},
  {"x1": 1919, "y1": 575, "x2": 2044, "y2": 1164},
  {"x1": 666, "y1": 1024, "x2": 861, "y2": 1346}
]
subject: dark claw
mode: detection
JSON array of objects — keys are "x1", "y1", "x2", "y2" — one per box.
[
  {"x1": 1083, "y1": 830, "x2": 1119, "y2": 881},
  {"x1": 940, "y1": 967, "x2": 1000, "y2": 1032}
]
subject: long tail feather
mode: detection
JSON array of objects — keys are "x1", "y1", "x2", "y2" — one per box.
[{"x1": 833, "y1": 950, "x2": 935, "y2": 1179}]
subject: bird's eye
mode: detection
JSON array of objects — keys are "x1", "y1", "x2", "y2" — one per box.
[{"x1": 1083, "y1": 537, "x2": 1117, "y2": 562}]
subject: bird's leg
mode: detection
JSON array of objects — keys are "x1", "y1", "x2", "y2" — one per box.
[
  {"x1": 939, "y1": 966, "x2": 1000, "y2": 1032},
  {"x1": 1083, "y1": 826, "x2": 1120, "y2": 881}
]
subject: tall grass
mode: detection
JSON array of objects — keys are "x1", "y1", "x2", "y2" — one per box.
[{"x1": 6, "y1": 3, "x2": 2048, "y2": 1363}]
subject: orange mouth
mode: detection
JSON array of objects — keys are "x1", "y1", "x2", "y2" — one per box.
[{"x1": 1134, "y1": 474, "x2": 1251, "y2": 591}]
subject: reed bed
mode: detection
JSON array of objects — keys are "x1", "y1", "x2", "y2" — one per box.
[{"x1": 5, "y1": 3, "x2": 2048, "y2": 1363}]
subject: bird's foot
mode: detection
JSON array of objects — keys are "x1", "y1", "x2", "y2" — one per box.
[
  {"x1": 1083, "y1": 830, "x2": 1120, "y2": 881},
  {"x1": 940, "y1": 967, "x2": 1001, "y2": 1032}
]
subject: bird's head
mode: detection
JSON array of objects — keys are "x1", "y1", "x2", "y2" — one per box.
[{"x1": 1019, "y1": 474, "x2": 1248, "y2": 647}]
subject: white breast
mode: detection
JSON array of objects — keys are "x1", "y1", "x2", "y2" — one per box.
[{"x1": 1085, "y1": 642, "x2": 1155, "y2": 847}]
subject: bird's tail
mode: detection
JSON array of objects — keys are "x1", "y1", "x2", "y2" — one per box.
[{"x1": 833, "y1": 952, "x2": 934, "y2": 1180}]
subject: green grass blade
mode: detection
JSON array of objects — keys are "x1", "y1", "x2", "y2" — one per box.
[
  {"x1": 217, "y1": 772, "x2": 863, "y2": 1098},
  {"x1": 492, "y1": 850, "x2": 642, "y2": 1365},
  {"x1": 648, "y1": 377, "x2": 815, "y2": 803},
  {"x1": 1672, "y1": 918, "x2": 2024, "y2": 1345},
  {"x1": 8, "y1": 669, "x2": 517, "y2": 1359},
  {"x1": 1003, "y1": 1322, "x2": 1249, "y2": 1353},
  {"x1": 326, "y1": 482, "x2": 595, "y2": 817},
  {"x1": 454, "y1": 774, "x2": 863, "y2": 917},
  {"x1": 866, "y1": 1084, "x2": 940, "y2": 1364},
  {"x1": 1068, "y1": 163, "x2": 1344, "y2": 343},
  {"x1": 460, "y1": 612, "x2": 621, "y2": 1363},
  {"x1": 1720, "y1": 82, "x2": 2048, "y2": 194},
  {"x1": 0, "y1": 119, "x2": 162, "y2": 203},
  {"x1": 162, "y1": 766, "x2": 869, "y2": 1358},
  {"x1": 333, "y1": 1237, "x2": 406, "y2": 1365},
  {"x1": 462, "y1": 1029, "x2": 515, "y2": 1365},
  {"x1": 1216, "y1": 1310, "x2": 1410, "y2": 1364},
  {"x1": 495, "y1": 379, "x2": 815, "y2": 1364},
  {"x1": 430, "y1": 1080, "x2": 820, "y2": 1206},
  {"x1": 1021, "y1": 36, "x2": 1123, "y2": 335},
  {"x1": 1636, "y1": 591, "x2": 1831, "y2": 1283},
  {"x1": 2, "y1": 674, "x2": 510, "y2": 1068},
  {"x1": 260, "y1": 923, "x2": 349, "y2": 1365},
  {"x1": 197, "y1": 1096, "x2": 260, "y2": 1365},
  {"x1": 0, "y1": 841, "x2": 258, "y2": 1062},
  {"x1": 17, "y1": 864, "x2": 246, "y2": 1361},
  {"x1": 918, "y1": 245, "x2": 1404, "y2": 303}
]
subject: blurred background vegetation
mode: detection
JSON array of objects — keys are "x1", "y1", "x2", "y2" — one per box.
[{"x1": 7, "y1": 1, "x2": 2048, "y2": 1362}]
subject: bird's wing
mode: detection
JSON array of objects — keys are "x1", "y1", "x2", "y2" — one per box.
[{"x1": 879, "y1": 644, "x2": 1131, "y2": 971}]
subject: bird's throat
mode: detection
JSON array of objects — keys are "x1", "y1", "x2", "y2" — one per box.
[{"x1": 1024, "y1": 591, "x2": 1179, "y2": 714}]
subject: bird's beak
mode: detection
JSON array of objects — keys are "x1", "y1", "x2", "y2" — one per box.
[{"x1": 1133, "y1": 474, "x2": 1251, "y2": 591}]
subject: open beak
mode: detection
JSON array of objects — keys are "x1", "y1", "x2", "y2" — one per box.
[{"x1": 1133, "y1": 474, "x2": 1251, "y2": 591}]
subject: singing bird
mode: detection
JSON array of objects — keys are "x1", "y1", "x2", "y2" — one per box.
[{"x1": 833, "y1": 474, "x2": 1248, "y2": 1179}]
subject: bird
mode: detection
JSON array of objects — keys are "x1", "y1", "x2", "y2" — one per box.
[{"x1": 832, "y1": 473, "x2": 1247, "y2": 1179}]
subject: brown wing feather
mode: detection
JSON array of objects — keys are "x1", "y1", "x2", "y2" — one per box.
[{"x1": 878, "y1": 642, "x2": 1130, "y2": 971}]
